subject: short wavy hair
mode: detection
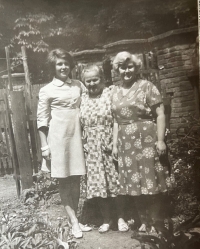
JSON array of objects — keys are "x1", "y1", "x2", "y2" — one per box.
[
  {"x1": 112, "y1": 51, "x2": 142, "y2": 73},
  {"x1": 47, "y1": 48, "x2": 75, "y2": 71},
  {"x1": 81, "y1": 64, "x2": 104, "y2": 83}
]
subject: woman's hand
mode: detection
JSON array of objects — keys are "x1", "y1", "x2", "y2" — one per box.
[
  {"x1": 42, "y1": 148, "x2": 51, "y2": 161},
  {"x1": 156, "y1": 141, "x2": 166, "y2": 156},
  {"x1": 112, "y1": 146, "x2": 118, "y2": 161}
]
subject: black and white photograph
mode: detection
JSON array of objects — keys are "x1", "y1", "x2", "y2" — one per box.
[{"x1": 0, "y1": 0, "x2": 199, "y2": 248}]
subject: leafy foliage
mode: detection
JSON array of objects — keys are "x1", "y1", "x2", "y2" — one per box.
[
  {"x1": 0, "y1": 172, "x2": 78, "y2": 249},
  {"x1": 20, "y1": 171, "x2": 59, "y2": 207},
  {"x1": 168, "y1": 115, "x2": 200, "y2": 218},
  {"x1": 0, "y1": 0, "x2": 197, "y2": 53}
]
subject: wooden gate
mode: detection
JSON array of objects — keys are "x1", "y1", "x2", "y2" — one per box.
[
  {"x1": 0, "y1": 47, "x2": 39, "y2": 196},
  {"x1": 0, "y1": 90, "x2": 13, "y2": 175}
]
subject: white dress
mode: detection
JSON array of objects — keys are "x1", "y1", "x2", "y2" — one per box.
[{"x1": 37, "y1": 77, "x2": 86, "y2": 178}]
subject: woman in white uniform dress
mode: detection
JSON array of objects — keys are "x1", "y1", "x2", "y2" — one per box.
[{"x1": 37, "y1": 48, "x2": 86, "y2": 238}]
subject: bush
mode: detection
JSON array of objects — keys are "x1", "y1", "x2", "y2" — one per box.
[{"x1": 168, "y1": 115, "x2": 200, "y2": 219}]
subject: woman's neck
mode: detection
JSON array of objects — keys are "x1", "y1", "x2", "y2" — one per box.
[
  {"x1": 89, "y1": 89, "x2": 103, "y2": 99},
  {"x1": 122, "y1": 80, "x2": 135, "y2": 89},
  {"x1": 55, "y1": 76, "x2": 68, "y2": 82}
]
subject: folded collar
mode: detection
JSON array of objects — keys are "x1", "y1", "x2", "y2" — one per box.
[{"x1": 52, "y1": 77, "x2": 72, "y2": 87}]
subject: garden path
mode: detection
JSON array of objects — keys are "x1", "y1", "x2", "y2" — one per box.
[{"x1": 0, "y1": 175, "x2": 140, "y2": 249}]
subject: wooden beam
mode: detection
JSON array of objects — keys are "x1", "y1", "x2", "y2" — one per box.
[
  {"x1": 21, "y1": 46, "x2": 38, "y2": 173},
  {"x1": 21, "y1": 46, "x2": 31, "y2": 100},
  {"x1": 10, "y1": 91, "x2": 33, "y2": 190},
  {"x1": 3, "y1": 91, "x2": 21, "y2": 197},
  {"x1": 5, "y1": 47, "x2": 13, "y2": 91}
]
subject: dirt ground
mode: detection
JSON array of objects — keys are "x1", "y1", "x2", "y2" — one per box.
[{"x1": 0, "y1": 175, "x2": 141, "y2": 249}]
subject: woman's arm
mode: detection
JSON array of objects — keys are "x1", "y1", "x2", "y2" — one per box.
[
  {"x1": 38, "y1": 127, "x2": 51, "y2": 160},
  {"x1": 112, "y1": 122, "x2": 119, "y2": 160},
  {"x1": 37, "y1": 87, "x2": 51, "y2": 160},
  {"x1": 155, "y1": 103, "x2": 166, "y2": 156},
  {"x1": 38, "y1": 126, "x2": 48, "y2": 147}
]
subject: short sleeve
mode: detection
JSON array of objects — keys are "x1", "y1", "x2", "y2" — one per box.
[
  {"x1": 146, "y1": 81, "x2": 163, "y2": 107},
  {"x1": 37, "y1": 87, "x2": 50, "y2": 129}
]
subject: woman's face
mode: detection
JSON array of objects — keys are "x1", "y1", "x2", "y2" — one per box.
[
  {"x1": 118, "y1": 62, "x2": 136, "y2": 84},
  {"x1": 84, "y1": 70, "x2": 104, "y2": 96},
  {"x1": 55, "y1": 58, "x2": 71, "y2": 81}
]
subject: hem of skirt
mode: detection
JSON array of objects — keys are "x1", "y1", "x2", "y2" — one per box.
[
  {"x1": 86, "y1": 194, "x2": 118, "y2": 199},
  {"x1": 118, "y1": 189, "x2": 170, "y2": 196},
  {"x1": 52, "y1": 172, "x2": 86, "y2": 178}
]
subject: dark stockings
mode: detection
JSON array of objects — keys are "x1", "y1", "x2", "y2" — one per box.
[
  {"x1": 116, "y1": 195, "x2": 127, "y2": 220},
  {"x1": 134, "y1": 194, "x2": 162, "y2": 228},
  {"x1": 97, "y1": 197, "x2": 111, "y2": 224}
]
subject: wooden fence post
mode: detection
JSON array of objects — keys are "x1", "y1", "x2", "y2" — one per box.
[
  {"x1": 21, "y1": 46, "x2": 38, "y2": 173},
  {"x1": 3, "y1": 94, "x2": 21, "y2": 196},
  {"x1": 10, "y1": 91, "x2": 33, "y2": 190},
  {"x1": 4, "y1": 47, "x2": 21, "y2": 196},
  {"x1": 5, "y1": 47, "x2": 13, "y2": 91}
]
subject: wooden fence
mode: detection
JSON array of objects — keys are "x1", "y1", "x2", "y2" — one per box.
[{"x1": 0, "y1": 90, "x2": 13, "y2": 175}]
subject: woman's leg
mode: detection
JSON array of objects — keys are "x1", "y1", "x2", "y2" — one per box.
[
  {"x1": 70, "y1": 175, "x2": 81, "y2": 214},
  {"x1": 58, "y1": 177, "x2": 81, "y2": 235},
  {"x1": 116, "y1": 195, "x2": 126, "y2": 221},
  {"x1": 134, "y1": 195, "x2": 148, "y2": 231},
  {"x1": 116, "y1": 195, "x2": 129, "y2": 231},
  {"x1": 97, "y1": 197, "x2": 111, "y2": 224},
  {"x1": 147, "y1": 193, "x2": 163, "y2": 229}
]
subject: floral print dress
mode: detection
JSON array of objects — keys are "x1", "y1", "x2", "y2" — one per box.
[
  {"x1": 112, "y1": 79, "x2": 175, "y2": 196},
  {"x1": 80, "y1": 86, "x2": 120, "y2": 199}
]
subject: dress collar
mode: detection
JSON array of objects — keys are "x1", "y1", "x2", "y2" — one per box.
[{"x1": 52, "y1": 77, "x2": 72, "y2": 87}]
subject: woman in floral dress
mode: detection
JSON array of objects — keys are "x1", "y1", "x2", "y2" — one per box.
[
  {"x1": 112, "y1": 52, "x2": 175, "y2": 233},
  {"x1": 80, "y1": 65, "x2": 120, "y2": 233}
]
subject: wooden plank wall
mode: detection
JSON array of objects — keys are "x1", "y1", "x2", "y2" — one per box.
[
  {"x1": 0, "y1": 79, "x2": 47, "y2": 176},
  {"x1": 0, "y1": 89, "x2": 13, "y2": 175}
]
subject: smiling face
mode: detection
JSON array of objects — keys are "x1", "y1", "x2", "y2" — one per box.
[
  {"x1": 118, "y1": 62, "x2": 136, "y2": 85},
  {"x1": 84, "y1": 70, "x2": 104, "y2": 97},
  {"x1": 55, "y1": 58, "x2": 71, "y2": 81}
]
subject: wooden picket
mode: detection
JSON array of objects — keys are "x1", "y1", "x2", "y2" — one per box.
[
  {"x1": 0, "y1": 91, "x2": 13, "y2": 175},
  {"x1": 10, "y1": 91, "x2": 33, "y2": 190}
]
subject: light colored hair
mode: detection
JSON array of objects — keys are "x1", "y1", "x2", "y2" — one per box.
[
  {"x1": 81, "y1": 64, "x2": 104, "y2": 82},
  {"x1": 112, "y1": 51, "x2": 142, "y2": 72}
]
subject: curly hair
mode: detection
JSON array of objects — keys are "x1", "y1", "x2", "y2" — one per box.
[
  {"x1": 81, "y1": 64, "x2": 104, "y2": 83},
  {"x1": 47, "y1": 48, "x2": 75, "y2": 72},
  {"x1": 112, "y1": 51, "x2": 142, "y2": 73}
]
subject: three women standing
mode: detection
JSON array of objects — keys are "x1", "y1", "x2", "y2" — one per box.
[{"x1": 37, "y1": 48, "x2": 174, "y2": 237}]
